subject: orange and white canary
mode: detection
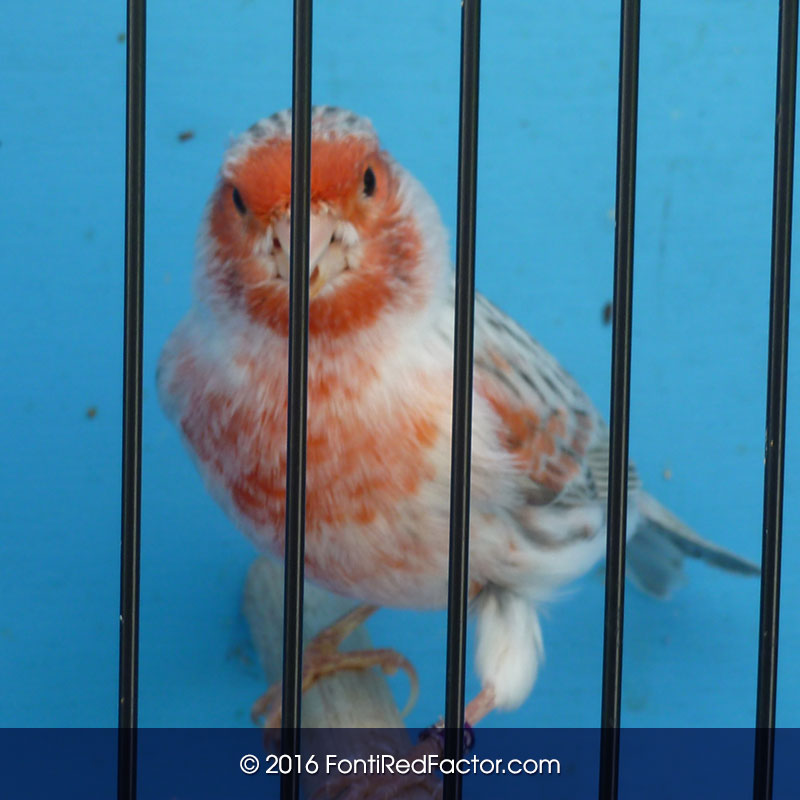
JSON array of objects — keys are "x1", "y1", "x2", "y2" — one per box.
[{"x1": 158, "y1": 107, "x2": 758, "y2": 723}]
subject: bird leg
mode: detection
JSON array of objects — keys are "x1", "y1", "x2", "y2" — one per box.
[
  {"x1": 464, "y1": 685, "x2": 497, "y2": 727},
  {"x1": 251, "y1": 603, "x2": 419, "y2": 729}
]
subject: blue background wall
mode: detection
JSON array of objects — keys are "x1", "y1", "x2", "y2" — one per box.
[{"x1": 2, "y1": 0, "x2": 798, "y2": 744}]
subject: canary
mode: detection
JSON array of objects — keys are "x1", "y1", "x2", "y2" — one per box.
[{"x1": 158, "y1": 106, "x2": 758, "y2": 725}]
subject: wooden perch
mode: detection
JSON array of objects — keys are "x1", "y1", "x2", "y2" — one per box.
[
  {"x1": 243, "y1": 555, "x2": 407, "y2": 727},
  {"x1": 243, "y1": 556, "x2": 432, "y2": 798}
]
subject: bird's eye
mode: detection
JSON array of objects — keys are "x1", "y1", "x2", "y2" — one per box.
[
  {"x1": 363, "y1": 167, "x2": 376, "y2": 197},
  {"x1": 232, "y1": 186, "x2": 247, "y2": 215}
]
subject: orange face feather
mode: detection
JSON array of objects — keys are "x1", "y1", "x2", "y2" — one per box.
[{"x1": 204, "y1": 132, "x2": 424, "y2": 339}]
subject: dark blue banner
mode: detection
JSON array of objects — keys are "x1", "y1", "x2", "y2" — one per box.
[{"x1": 1, "y1": 728, "x2": 798, "y2": 798}]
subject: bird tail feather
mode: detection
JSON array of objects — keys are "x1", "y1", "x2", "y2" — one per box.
[{"x1": 626, "y1": 491, "x2": 760, "y2": 599}]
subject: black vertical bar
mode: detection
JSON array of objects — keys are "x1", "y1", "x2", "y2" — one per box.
[
  {"x1": 118, "y1": 1, "x2": 146, "y2": 799},
  {"x1": 443, "y1": 3, "x2": 481, "y2": 800},
  {"x1": 599, "y1": 1, "x2": 640, "y2": 799},
  {"x1": 753, "y1": 1, "x2": 797, "y2": 798},
  {"x1": 281, "y1": 1, "x2": 312, "y2": 799}
]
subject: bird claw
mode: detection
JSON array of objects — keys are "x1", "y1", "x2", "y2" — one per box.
[{"x1": 251, "y1": 604, "x2": 419, "y2": 730}]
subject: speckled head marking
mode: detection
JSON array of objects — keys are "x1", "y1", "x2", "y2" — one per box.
[
  {"x1": 198, "y1": 107, "x2": 445, "y2": 340},
  {"x1": 225, "y1": 107, "x2": 379, "y2": 166}
]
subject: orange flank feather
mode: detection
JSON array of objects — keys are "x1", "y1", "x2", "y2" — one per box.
[{"x1": 477, "y1": 365, "x2": 593, "y2": 497}]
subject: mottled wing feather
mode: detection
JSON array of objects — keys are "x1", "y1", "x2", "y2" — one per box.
[
  {"x1": 573, "y1": 419, "x2": 642, "y2": 504},
  {"x1": 473, "y1": 293, "x2": 639, "y2": 508}
]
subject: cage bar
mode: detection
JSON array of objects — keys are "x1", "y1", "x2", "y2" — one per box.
[
  {"x1": 599, "y1": 1, "x2": 641, "y2": 798},
  {"x1": 753, "y1": 1, "x2": 797, "y2": 797},
  {"x1": 443, "y1": 2, "x2": 481, "y2": 800},
  {"x1": 280, "y1": 1, "x2": 313, "y2": 799},
  {"x1": 117, "y1": 1, "x2": 146, "y2": 799}
]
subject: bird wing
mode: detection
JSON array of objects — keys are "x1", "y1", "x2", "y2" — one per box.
[
  {"x1": 472, "y1": 292, "x2": 639, "y2": 509},
  {"x1": 469, "y1": 293, "x2": 757, "y2": 586}
]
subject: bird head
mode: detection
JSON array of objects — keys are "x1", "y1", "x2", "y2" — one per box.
[{"x1": 198, "y1": 107, "x2": 447, "y2": 341}]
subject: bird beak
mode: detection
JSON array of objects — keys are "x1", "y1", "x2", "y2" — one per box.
[{"x1": 273, "y1": 214, "x2": 339, "y2": 299}]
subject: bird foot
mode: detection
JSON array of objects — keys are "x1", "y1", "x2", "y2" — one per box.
[{"x1": 251, "y1": 603, "x2": 419, "y2": 730}]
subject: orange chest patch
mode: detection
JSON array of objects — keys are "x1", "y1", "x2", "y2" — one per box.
[{"x1": 179, "y1": 368, "x2": 441, "y2": 536}]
